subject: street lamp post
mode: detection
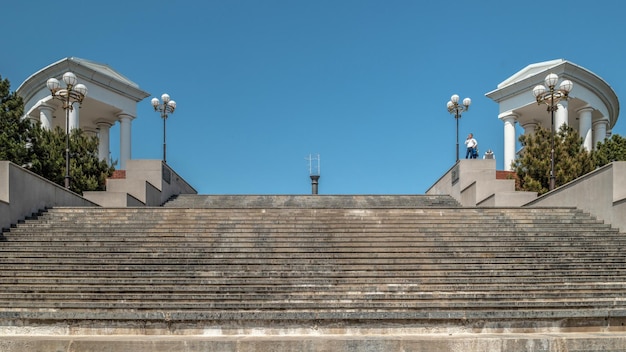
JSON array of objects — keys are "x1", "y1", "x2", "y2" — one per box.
[
  {"x1": 151, "y1": 94, "x2": 177, "y2": 163},
  {"x1": 532, "y1": 73, "x2": 573, "y2": 191},
  {"x1": 446, "y1": 94, "x2": 471, "y2": 162},
  {"x1": 46, "y1": 72, "x2": 88, "y2": 189}
]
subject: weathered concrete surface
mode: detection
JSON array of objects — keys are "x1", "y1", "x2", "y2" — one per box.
[
  {"x1": 1, "y1": 332, "x2": 626, "y2": 352},
  {"x1": 3, "y1": 198, "x2": 626, "y2": 351}
]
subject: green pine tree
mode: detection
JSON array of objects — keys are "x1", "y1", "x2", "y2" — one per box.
[
  {"x1": 594, "y1": 134, "x2": 626, "y2": 167},
  {"x1": 0, "y1": 75, "x2": 32, "y2": 167},
  {"x1": 512, "y1": 125, "x2": 594, "y2": 195}
]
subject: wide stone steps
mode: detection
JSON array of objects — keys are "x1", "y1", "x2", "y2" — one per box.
[{"x1": 1, "y1": 197, "x2": 625, "y2": 325}]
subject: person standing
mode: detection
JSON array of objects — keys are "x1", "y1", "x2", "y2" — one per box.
[{"x1": 464, "y1": 133, "x2": 478, "y2": 159}]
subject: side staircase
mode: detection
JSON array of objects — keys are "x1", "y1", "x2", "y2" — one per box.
[{"x1": 1, "y1": 194, "x2": 626, "y2": 351}]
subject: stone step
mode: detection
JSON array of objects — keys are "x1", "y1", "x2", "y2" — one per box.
[
  {"x1": 14, "y1": 208, "x2": 609, "y2": 221},
  {"x1": 0, "y1": 297, "x2": 624, "y2": 311},
  {"x1": 0, "y1": 256, "x2": 618, "y2": 267},
  {"x1": 11, "y1": 221, "x2": 612, "y2": 230},
  {"x1": 16, "y1": 217, "x2": 610, "y2": 225},
  {"x1": 4, "y1": 223, "x2": 618, "y2": 233},
  {"x1": 2, "y1": 287, "x2": 623, "y2": 298},
  {"x1": 0, "y1": 275, "x2": 618, "y2": 286},
  {"x1": 31, "y1": 206, "x2": 589, "y2": 214},
  {"x1": 28, "y1": 208, "x2": 592, "y2": 220},
  {"x1": 2, "y1": 269, "x2": 625, "y2": 281},
  {"x1": 2, "y1": 254, "x2": 624, "y2": 263},
  {"x1": 16, "y1": 210, "x2": 607, "y2": 221},
  {"x1": 1, "y1": 245, "x2": 620, "y2": 254},
  {"x1": 0, "y1": 293, "x2": 624, "y2": 309},
  {"x1": 0, "y1": 307, "x2": 619, "y2": 323},
  {"x1": 28, "y1": 208, "x2": 596, "y2": 219},
  {"x1": 162, "y1": 194, "x2": 463, "y2": 208},
  {"x1": 4, "y1": 281, "x2": 626, "y2": 293},
  {"x1": 12, "y1": 230, "x2": 612, "y2": 239},
  {"x1": 1, "y1": 264, "x2": 624, "y2": 274},
  {"x1": 0, "y1": 246, "x2": 621, "y2": 257}
]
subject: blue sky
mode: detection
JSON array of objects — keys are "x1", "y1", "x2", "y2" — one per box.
[{"x1": 2, "y1": 0, "x2": 625, "y2": 194}]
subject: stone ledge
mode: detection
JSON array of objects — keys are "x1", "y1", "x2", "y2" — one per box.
[{"x1": 1, "y1": 334, "x2": 626, "y2": 352}]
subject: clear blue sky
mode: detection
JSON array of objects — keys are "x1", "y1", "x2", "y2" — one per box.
[{"x1": 2, "y1": 1, "x2": 625, "y2": 194}]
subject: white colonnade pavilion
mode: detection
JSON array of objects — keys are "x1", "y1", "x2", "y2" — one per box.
[
  {"x1": 486, "y1": 59, "x2": 620, "y2": 171},
  {"x1": 16, "y1": 57, "x2": 150, "y2": 170}
]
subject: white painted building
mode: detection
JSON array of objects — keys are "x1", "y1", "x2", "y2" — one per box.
[
  {"x1": 16, "y1": 57, "x2": 150, "y2": 170},
  {"x1": 486, "y1": 59, "x2": 620, "y2": 171}
]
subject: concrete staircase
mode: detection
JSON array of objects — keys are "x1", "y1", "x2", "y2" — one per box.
[{"x1": 1, "y1": 195, "x2": 626, "y2": 351}]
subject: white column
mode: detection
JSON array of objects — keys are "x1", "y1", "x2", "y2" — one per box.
[
  {"x1": 38, "y1": 104, "x2": 54, "y2": 130},
  {"x1": 499, "y1": 112, "x2": 517, "y2": 171},
  {"x1": 118, "y1": 114, "x2": 134, "y2": 170},
  {"x1": 577, "y1": 107, "x2": 593, "y2": 151},
  {"x1": 69, "y1": 102, "x2": 80, "y2": 130},
  {"x1": 593, "y1": 119, "x2": 609, "y2": 149},
  {"x1": 96, "y1": 121, "x2": 113, "y2": 163},
  {"x1": 554, "y1": 101, "x2": 568, "y2": 132}
]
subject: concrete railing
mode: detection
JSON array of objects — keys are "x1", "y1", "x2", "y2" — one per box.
[
  {"x1": 524, "y1": 161, "x2": 626, "y2": 232},
  {"x1": 0, "y1": 161, "x2": 97, "y2": 231}
]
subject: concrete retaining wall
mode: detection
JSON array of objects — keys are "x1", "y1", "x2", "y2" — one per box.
[
  {"x1": 0, "y1": 161, "x2": 96, "y2": 230},
  {"x1": 525, "y1": 161, "x2": 626, "y2": 231}
]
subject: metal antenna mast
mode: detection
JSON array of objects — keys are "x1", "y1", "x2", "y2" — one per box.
[{"x1": 306, "y1": 153, "x2": 321, "y2": 195}]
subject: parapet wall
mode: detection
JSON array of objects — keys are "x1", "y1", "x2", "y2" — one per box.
[
  {"x1": 525, "y1": 161, "x2": 626, "y2": 231},
  {"x1": 0, "y1": 161, "x2": 96, "y2": 231}
]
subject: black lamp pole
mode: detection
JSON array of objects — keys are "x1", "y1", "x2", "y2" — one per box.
[
  {"x1": 447, "y1": 94, "x2": 471, "y2": 162},
  {"x1": 532, "y1": 73, "x2": 573, "y2": 191}
]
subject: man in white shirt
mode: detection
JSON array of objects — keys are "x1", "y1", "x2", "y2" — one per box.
[{"x1": 464, "y1": 133, "x2": 478, "y2": 159}]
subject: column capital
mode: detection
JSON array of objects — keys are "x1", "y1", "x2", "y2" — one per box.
[
  {"x1": 498, "y1": 111, "x2": 518, "y2": 122},
  {"x1": 116, "y1": 113, "x2": 136, "y2": 121},
  {"x1": 521, "y1": 121, "x2": 540, "y2": 135},
  {"x1": 592, "y1": 118, "x2": 609, "y2": 127},
  {"x1": 577, "y1": 106, "x2": 594, "y2": 114},
  {"x1": 95, "y1": 120, "x2": 114, "y2": 128},
  {"x1": 37, "y1": 103, "x2": 55, "y2": 130},
  {"x1": 521, "y1": 121, "x2": 540, "y2": 128},
  {"x1": 38, "y1": 103, "x2": 55, "y2": 113}
]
